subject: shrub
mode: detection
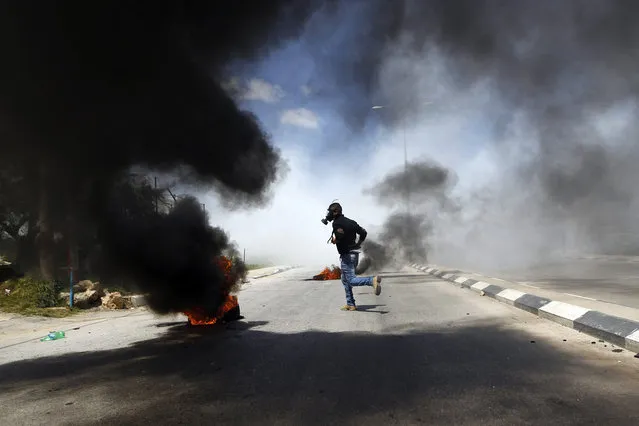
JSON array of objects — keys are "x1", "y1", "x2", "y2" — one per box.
[{"x1": 0, "y1": 276, "x2": 61, "y2": 313}]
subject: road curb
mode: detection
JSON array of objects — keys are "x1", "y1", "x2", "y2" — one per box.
[{"x1": 410, "y1": 263, "x2": 639, "y2": 353}]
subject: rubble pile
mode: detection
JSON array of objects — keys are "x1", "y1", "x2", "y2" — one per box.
[{"x1": 59, "y1": 280, "x2": 135, "y2": 310}]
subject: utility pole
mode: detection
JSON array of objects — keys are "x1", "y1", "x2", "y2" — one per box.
[
  {"x1": 166, "y1": 188, "x2": 178, "y2": 210},
  {"x1": 403, "y1": 115, "x2": 410, "y2": 217},
  {"x1": 154, "y1": 176, "x2": 158, "y2": 214},
  {"x1": 372, "y1": 105, "x2": 412, "y2": 216}
]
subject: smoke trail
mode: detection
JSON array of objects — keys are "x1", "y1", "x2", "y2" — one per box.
[
  {"x1": 355, "y1": 240, "x2": 390, "y2": 275},
  {"x1": 363, "y1": 159, "x2": 455, "y2": 209},
  {"x1": 0, "y1": 1, "x2": 324, "y2": 314},
  {"x1": 358, "y1": 161, "x2": 455, "y2": 272}
]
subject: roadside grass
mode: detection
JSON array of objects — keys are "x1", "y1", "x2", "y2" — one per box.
[{"x1": 0, "y1": 277, "x2": 80, "y2": 318}]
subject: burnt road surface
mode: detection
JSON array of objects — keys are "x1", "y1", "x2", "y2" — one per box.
[
  {"x1": 453, "y1": 255, "x2": 639, "y2": 310},
  {"x1": 1, "y1": 267, "x2": 639, "y2": 425}
]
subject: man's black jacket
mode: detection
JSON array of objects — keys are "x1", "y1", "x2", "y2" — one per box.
[{"x1": 332, "y1": 214, "x2": 367, "y2": 255}]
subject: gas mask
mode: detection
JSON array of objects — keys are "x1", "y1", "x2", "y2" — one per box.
[
  {"x1": 320, "y1": 211, "x2": 333, "y2": 225},
  {"x1": 320, "y1": 201, "x2": 341, "y2": 225}
]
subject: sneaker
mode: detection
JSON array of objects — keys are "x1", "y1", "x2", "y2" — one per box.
[
  {"x1": 372, "y1": 276, "x2": 382, "y2": 296},
  {"x1": 341, "y1": 305, "x2": 357, "y2": 311}
]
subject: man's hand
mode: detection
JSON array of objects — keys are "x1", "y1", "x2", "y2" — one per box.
[{"x1": 331, "y1": 235, "x2": 336, "y2": 244}]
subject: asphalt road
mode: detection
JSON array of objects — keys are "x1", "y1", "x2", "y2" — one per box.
[
  {"x1": 459, "y1": 256, "x2": 639, "y2": 309},
  {"x1": 1, "y1": 267, "x2": 639, "y2": 425}
]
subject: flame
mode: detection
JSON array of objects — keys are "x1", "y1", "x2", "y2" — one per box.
[
  {"x1": 312, "y1": 266, "x2": 341, "y2": 280},
  {"x1": 184, "y1": 294, "x2": 239, "y2": 326},
  {"x1": 183, "y1": 255, "x2": 241, "y2": 326}
]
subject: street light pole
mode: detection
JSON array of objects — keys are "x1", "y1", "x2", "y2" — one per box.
[
  {"x1": 372, "y1": 105, "x2": 410, "y2": 216},
  {"x1": 403, "y1": 115, "x2": 409, "y2": 217},
  {"x1": 372, "y1": 101, "x2": 433, "y2": 264}
]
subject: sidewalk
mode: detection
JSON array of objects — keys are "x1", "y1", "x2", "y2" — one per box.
[{"x1": 411, "y1": 262, "x2": 639, "y2": 353}]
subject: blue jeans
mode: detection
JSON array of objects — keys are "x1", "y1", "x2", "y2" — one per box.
[{"x1": 340, "y1": 251, "x2": 373, "y2": 306}]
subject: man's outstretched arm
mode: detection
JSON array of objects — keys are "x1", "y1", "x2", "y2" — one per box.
[{"x1": 354, "y1": 223, "x2": 367, "y2": 247}]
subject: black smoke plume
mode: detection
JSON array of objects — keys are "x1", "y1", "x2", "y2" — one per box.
[
  {"x1": 355, "y1": 240, "x2": 389, "y2": 275},
  {"x1": 307, "y1": 0, "x2": 639, "y2": 255},
  {"x1": 363, "y1": 159, "x2": 455, "y2": 209},
  {"x1": 0, "y1": 1, "x2": 325, "y2": 315},
  {"x1": 358, "y1": 161, "x2": 455, "y2": 273}
]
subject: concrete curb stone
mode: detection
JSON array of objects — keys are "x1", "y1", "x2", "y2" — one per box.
[{"x1": 410, "y1": 263, "x2": 639, "y2": 353}]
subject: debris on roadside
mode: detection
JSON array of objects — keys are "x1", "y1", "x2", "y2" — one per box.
[
  {"x1": 40, "y1": 331, "x2": 65, "y2": 342},
  {"x1": 101, "y1": 291, "x2": 132, "y2": 310},
  {"x1": 59, "y1": 280, "x2": 105, "y2": 309},
  {"x1": 57, "y1": 279, "x2": 142, "y2": 310}
]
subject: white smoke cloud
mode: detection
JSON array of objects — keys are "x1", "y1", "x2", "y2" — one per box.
[
  {"x1": 201, "y1": 145, "x2": 388, "y2": 267},
  {"x1": 280, "y1": 108, "x2": 320, "y2": 129},
  {"x1": 242, "y1": 78, "x2": 285, "y2": 103}
]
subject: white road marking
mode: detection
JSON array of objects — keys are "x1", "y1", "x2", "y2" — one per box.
[
  {"x1": 563, "y1": 293, "x2": 598, "y2": 301},
  {"x1": 454, "y1": 276, "x2": 468, "y2": 284},
  {"x1": 519, "y1": 282, "x2": 541, "y2": 289}
]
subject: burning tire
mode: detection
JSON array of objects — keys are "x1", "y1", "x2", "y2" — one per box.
[
  {"x1": 221, "y1": 304, "x2": 241, "y2": 322},
  {"x1": 183, "y1": 255, "x2": 245, "y2": 326},
  {"x1": 312, "y1": 266, "x2": 341, "y2": 280},
  {"x1": 184, "y1": 294, "x2": 241, "y2": 326}
]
